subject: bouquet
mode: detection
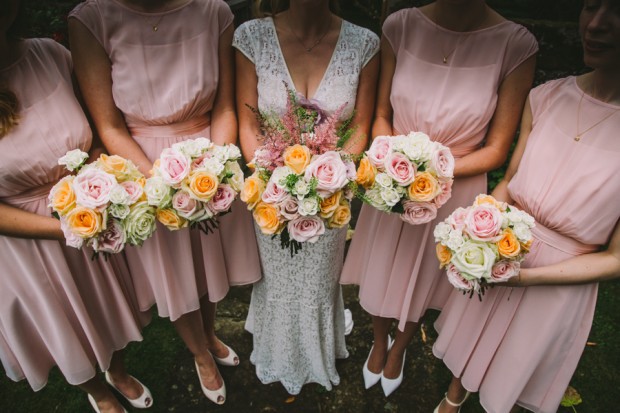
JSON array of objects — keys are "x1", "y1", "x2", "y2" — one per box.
[
  {"x1": 48, "y1": 149, "x2": 156, "y2": 254},
  {"x1": 144, "y1": 137, "x2": 243, "y2": 233},
  {"x1": 434, "y1": 194, "x2": 535, "y2": 297},
  {"x1": 355, "y1": 132, "x2": 454, "y2": 225},
  {"x1": 241, "y1": 88, "x2": 357, "y2": 255}
]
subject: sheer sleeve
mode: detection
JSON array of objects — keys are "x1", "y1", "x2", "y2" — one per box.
[
  {"x1": 500, "y1": 24, "x2": 539, "y2": 80},
  {"x1": 68, "y1": 0, "x2": 108, "y2": 52}
]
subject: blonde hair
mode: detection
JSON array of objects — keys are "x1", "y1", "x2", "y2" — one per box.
[{"x1": 0, "y1": 88, "x2": 20, "y2": 138}]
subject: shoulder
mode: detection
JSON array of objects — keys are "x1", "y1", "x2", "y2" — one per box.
[
  {"x1": 495, "y1": 20, "x2": 538, "y2": 50},
  {"x1": 235, "y1": 17, "x2": 272, "y2": 38},
  {"x1": 383, "y1": 7, "x2": 415, "y2": 31},
  {"x1": 529, "y1": 77, "x2": 573, "y2": 117},
  {"x1": 342, "y1": 20, "x2": 379, "y2": 50},
  {"x1": 25, "y1": 38, "x2": 72, "y2": 79},
  {"x1": 69, "y1": 0, "x2": 101, "y2": 19}
]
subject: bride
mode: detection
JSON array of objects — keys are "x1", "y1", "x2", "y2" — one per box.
[{"x1": 234, "y1": 0, "x2": 379, "y2": 394}]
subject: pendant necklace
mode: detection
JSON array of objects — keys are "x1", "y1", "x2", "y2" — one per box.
[
  {"x1": 574, "y1": 89, "x2": 619, "y2": 142},
  {"x1": 289, "y1": 18, "x2": 332, "y2": 53}
]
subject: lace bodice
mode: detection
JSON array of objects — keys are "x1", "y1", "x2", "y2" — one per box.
[{"x1": 233, "y1": 17, "x2": 379, "y2": 118}]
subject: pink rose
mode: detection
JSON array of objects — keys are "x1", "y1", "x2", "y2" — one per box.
[
  {"x1": 465, "y1": 204, "x2": 503, "y2": 242},
  {"x1": 489, "y1": 260, "x2": 520, "y2": 283},
  {"x1": 172, "y1": 190, "x2": 204, "y2": 220},
  {"x1": 60, "y1": 218, "x2": 84, "y2": 249},
  {"x1": 430, "y1": 146, "x2": 455, "y2": 179},
  {"x1": 261, "y1": 179, "x2": 288, "y2": 204},
  {"x1": 344, "y1": 160, "x2": 357, "y2": 181},
  {"x1": 304, "y1": 151, "x2": 349, "y2": 196},
  {"x1": 92, "y1": 219, "x2": 126, "y2": 254},
  {"x1": 208, "y1": 184, "x2": 236, "y2": 213},
  {"x1": 384, "y1": 152, "x2": 416, "y2": 185},
  {"x1": 433, "y1": 179, "x2": 453, "y2": 208},
  {"x1": 287, "y1": 215, "x2": 326, "y2": 243},
  {"x1": 159, "y1": 148, "x2": 190, "y2": 187},
  {"x1": 279, "y1": 195, "x2": 300, "y2": 220},
  {"x1": 192, "y1": 152, "x2": 213, "y2": 169},
  {"x1": 449, "y1": 207, "x2": 469, "y2": 231},
  {"x1": 120, "y1": 181, "x2": 143, "y2": 204},
  {"x1": 367, "y1": 136, "x2": 393, "y2": 168},
  {"x1": 400, "y1": 201, "x2": 437, "y2": 225},
  {"x1": 446, "y1": 263, "x2": 476, "y2": 291},
  {"x1": 73, "y1": 168, "x2": 117, "y2": 209}
]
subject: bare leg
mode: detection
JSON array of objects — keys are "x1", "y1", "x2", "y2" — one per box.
[
  {"x1": 199, "y1": 295, "x2": 231, "y2": 360},
  {"x1": 366, "y1": 315, "x2": 392, "y2": 373},
  {"x1": 172, "y1": 309, "x2": 223, "y2": 391},
  {"x1": 105, "y1": 350, "x2": 144, "y2": 400},
  {"x1": 437, "y1": 376, "x2": 469, "y2": 413},
  {"x1": 383, "y1": 320, "x2": 417, "y2": 379},
  {"x1": 78, "y1": 377, "x2": 125, "y2": 413}
]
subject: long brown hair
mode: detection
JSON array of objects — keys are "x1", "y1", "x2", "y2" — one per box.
[
  {"x1": 254, "y1": 0, "x2": 340, "y2": 17},
  {"x1": 0, "y1": 88, "x2": 20, "y2": 138}
]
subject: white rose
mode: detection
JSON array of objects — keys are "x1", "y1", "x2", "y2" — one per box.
[
  {"x1": 380, "y1": 186, "x2": 401, "y2": 207},
  {"x1": 365, "y1": 187, "x2": 389, "y2": 211},
  {"x1": 172, "y1": 140, "x2": 202, "y2": 158},
  {"x1": 58, "y1": 149, "x2": 89, "y2": 172},
  {"x1": 200, "y1": 157, "x2": 225, "y2": 176},
  {"x1": 212, "y1": 145, "x2": 230, "y2": 163},
  {"x1": 109, "y1": 185, "x2": 132, "y2": 206},
  {"x1": 224, "y1": 161, "x2": 244, "y2": 192},
  {"x1": 451, "y1": 241, "x2": 497, "y2": 281},
  {"x1": 225, "y1": 144, "x2": 241, "y2": 160},
  {"x1": 513, "y1": 223, "x2": 532, "y2": 243},
  {"x1": 374, "y1": 172, "x2": 393, "y2": 188},
  {"x1": 144, "y1": 176, "x2": 173, "y2": 208},
  {"x1": 297, "y1": 197, "x2": 320, "y2": 216},
  {"x1": 109, "y1": 203, "x2": 130, "y2": 219}
]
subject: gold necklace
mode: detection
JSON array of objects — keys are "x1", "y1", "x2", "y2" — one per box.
[
  {"x1": 575, "y1": 90, "x2": 620, "y2": 142},
  {"x1": 288, "y1": 18, "x2": 332, "y2": 53},
  {"x1": 144, "y1": 14, "x2": 165, "y2": 32},
  {"x1": 433, "y1": 6, "x2": 488, "y2": 64}
]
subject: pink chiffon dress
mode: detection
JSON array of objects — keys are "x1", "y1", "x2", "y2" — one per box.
[
  {"x1": 0, "y1": 38, "x2": 146, "y2": 391},
  {"x1": 70, "y1": 0, "x2": 261, "y2": 321},
  {"x1": 433, "y1": 77, "x2": 620, "y2": 413},
  {"x1": 341, "y1": 8, "x2": 538, "y2": 331}
]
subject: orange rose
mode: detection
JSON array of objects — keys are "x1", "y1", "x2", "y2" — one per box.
[
  {"x1": 407, "y1": 172, "x2": 440, "y2": 202},
  {"x1": 436, "y1": 243, "x2": 452, "y2": 268},
  {"x1": 497, "y1": 228, "x2": 521, "y2": 258},
  {"x1": 253, "y1": 202, "x2": 283, "y2": 234},
  {"x1": 241, "y1": 173, "x2": 265, "y2": 209},
  {"x1": 187, "y1": 171, "x2": 218, "y2": 201},
  {"x1": 474, "y1": 194, "x2": 507, "y2": 212},
  {"x1": 319, "y1": 191, "x2": 342, "y2": 218},
  {"x1": 65, "y1": 206, "x2": 102, "y2": 238},
  {"x1": 97, "y1": 154, "x2": 128, "y2": 179},
  {"x1": 327, "y1": 201, "x2": 351, "y2": 229},
  {"x1": 356, "y1": 157, "x2": 376, "y2": 188},
  {"x1": 283, "y1": 144, "x2": 311, "y2": 174},
  {"x1": 157, "y1": 208, "x2": 187, "y2": 230},
  {"x1": 49, "y1": 177, "x2": 76, "y2": 215},
  {"x1": 520, "y1": 239, "x2": 532, "y2": 253}
]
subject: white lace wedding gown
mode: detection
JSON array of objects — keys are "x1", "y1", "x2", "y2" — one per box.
[{"x1": 233, "y1": 17, "x2": 379, "y2": 394}]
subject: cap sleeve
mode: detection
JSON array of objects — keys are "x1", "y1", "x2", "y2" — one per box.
[
  {"x1": 361, "y1": 28, "x2": 380, "y2": 68},
  {"x1": 69, "y1": 1, "x2": 108, "y2": 52},
  {"x1": 215, "y1": 0, "x2": 234, "y2": 34},
  {"x1": 382, "y1": 8, "x2": 408, "y2": 54},
  {"x1": 500, "y1": 24, "x2": 539, "y2": 80},
  {"x1": 233, "y1": 20, "x2": 258, "y2": 64},
  {"x1": 528, "y1": 78, "x2": 565, "y2": 128}
]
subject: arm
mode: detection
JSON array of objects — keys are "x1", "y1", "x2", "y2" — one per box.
[
  {"x1": 0, "y1": 202, "x2": 63, "y2": 240},
  {"x1": 454, "y1": 55, "x2": 536, "y2": 178},
  {"x1": 235, "y1": 50, "x2": 260, "y2": 163},
  {"x1": 68, "y1": 19, "x2": 153, "y2": 176},
  {"x1": 371, "y1": 35, "x2": 396, "y2": 138},
  {"x1": 343, "y1": 53, "x2": 379, "y2": 155},
  {"x1": 210, "y1": 24, "x2": 237, "y2": 146},
  {"x1": 509, "y1": 218, "x2": 620, "y2": 286}
]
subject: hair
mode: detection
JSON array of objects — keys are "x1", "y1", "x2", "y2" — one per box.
[
  {"x1": 0, "y1": 88, "x2": 20, "y2": 138},
  {"x1": 254, "y1": 0, "x2": 340, "y2": 17}
]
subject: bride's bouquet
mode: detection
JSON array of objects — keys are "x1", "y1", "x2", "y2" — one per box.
[
  {"x1": 144, "y1": 137, "x2": 244, "y2": 234},
  {"x1": 355, "y1": 132, "x2": 454, "y2": 225},
  {"x1": 434, "y1": 194, "x2": 535, "y2": 297},
  {"x1": 241, "y1": 88, "x2": 356, "y2": 255},
  {"x1": 49, "y1": 150, "x2": 156, "y2": 254}
]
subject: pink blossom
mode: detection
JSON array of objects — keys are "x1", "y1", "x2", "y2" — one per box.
[
  {"x1": 287, "y1": 215, "x2": 326, "y2": 243},
  {"x1": 192, "y1": 152, "x2": 213, "y2": 169},
  {"x1": 489, "y1": 261, "x2": 520, "y2": 283},
  {"x1": 430, "y1": 147, "x2": 455, "y2": 179},
  {"x1": 60, "y1": 218, "x2": 84, "y2": 249},
  {"x1": 208, "y1": 184, "x2": 236, "y2": 213},
  {"x1": 304, "y1": 151, "x2": 349, "y2": 196},
  {"x1": 92, "y1": 220, "x2": 126, "y2": 254},
  {"x1": 384, "y1": 152, "x2": 416, "y2": 185},
  {"x1": 400, "y1": 201, "x2": 437, "y2": 225},
  {"x1": 446, "y1": 263, "x2": 476, "y2": 291},
  {"x1": 172, "y1": 190, "x2": 202, "y2": 220},
  {"x1": 449, "y1": 207, "x2": 469, "y2": 231},
  {"x1": 73, "y1": 168, "x2": 117, "y2": 209},
  {"x1": 278, "y1": 195, "x2": 300, "y2": 220},
  {"x1": 159, "y1": 148, "x2": 190, "y2": 187},
  {"x1": 261, "y1": 180, "x2": 289, "y2": 204},
  {"x1": 465, "y1": 204, "x2": 503, "y2": 242},
  {"x1": 366, "y1": 136, "x2": 393, "y2": 168},
  {"x1": 433, "y1": 179, "x2": 453, "y2": 208},
  {"x1": 344, "y1": 160, "x2": 357, "y2": 181},
  {"x1": 120, "y1": 181, "x2": 143, "y2": 204}
]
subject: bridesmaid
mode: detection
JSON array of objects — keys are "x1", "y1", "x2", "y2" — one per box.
[
  {"x1": 433, "y1": 1, "x2": 620, "y2": 412},
  {"x1": 0, "y1": 1, "x2": 151, "y2": 412},
  {"x1": 340, "y1": 0, "x2": 538, "y2": 396},
  {"x1": 234, "y1": 0, "x2": 379, "y2": 394},
  {"x1": 68, "y1": 0, "x2": 261, "y2": 405}
]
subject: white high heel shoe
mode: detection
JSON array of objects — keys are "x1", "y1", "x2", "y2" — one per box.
[
  {"x1": 194, "y1": 360, "x2": 226, "y2": 405},
  {"x1": 87, "y1": 394, "x2": 128, "y2": 413},
  {"x1": 433, "y1": 391, "x2": 471, "y2": 413},
  {"x1": 212, "y1": 342, "x2": 240, "y2": 367},
  {"x1": 362, "y1": 335, "x2": 393, "y2": 389},
  {"x1": 104, "y1": 371, "x2": 153, "y2": 409},
  {"x1": 380, "y1": 348, "x2": 406, "y2": 397}
]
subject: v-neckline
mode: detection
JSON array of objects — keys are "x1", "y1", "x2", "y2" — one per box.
[{"x1": 268, "y1": 17, "x2": 345, "y2": 101}]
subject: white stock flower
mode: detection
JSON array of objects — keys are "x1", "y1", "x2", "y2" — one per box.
[
  {"x1": 294, "y1": 179, "x2": 310, "y2": 197},
  {"x1": 272, "y1": 166, "x2": 296, "y2": 187},
  {"x1": 199, "y1": 157, "x2": 225, "y2": 176},
  {"x1": 512, "y1": 223, "x2": 532, "y2": 243},
  {"x1": 445, "y1": 230, "x2": 466, "y2": 251},
  {"x1": 433, "y1": 221, "x2": 452, "y2": 243},
  {"x1": 297, "y1": 197, "x2": 320, "y2": 216},
  {"x1": 58, "y1": 149, "x2": 89, "y2": 171}
]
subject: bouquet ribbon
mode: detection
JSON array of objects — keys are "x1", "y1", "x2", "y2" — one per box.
[{"x1": 129, "y1": 114, "x2": 211, "y2": 138}]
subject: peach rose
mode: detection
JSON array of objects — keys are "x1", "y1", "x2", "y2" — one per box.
[
  {"x1": 356, "y1": 157, "x2": 376, "y2": 188},
  {"x1": 497, "y1": 228, "x2": 521, "y2": 258},
  {"x1": 49, "y1": 176, "x2": 76, "y2": 215},
  {"x1": 407, "y1": 172, "x2": 440, "y2": 202},
  {"x1": 187, "y1": 171, "x2": 218, "y2": 202},
  {"x1": 65, "y1": 206, "x2": 102, "y2": 238},
  {"x1": 283, "y1": 144, "x2": 311, "y2": 174},
  {"x1": 319, "y1": 191, "x2": 342, "y2": 219},
  {"x1": 97, "y1": 154, "x2": 131, "y2": 181},
  {"x1": 327, "y1": 202, "x2": 351, "y2": 229},
  {"x1": 241, "y1": 173, "x2": 266, "y2": 209},
  {"x1": 436, "y1": 243, "x2": 452, "y2": 269},
  {"x1": 474, "y1": 194, "x2": 507, "y2": 212},
  {"x1": 520, "y1": 239, "x2": 533, "y2": 253},
  {"x1": 253, "y1": 202, "x2": 283, "y2": 235},
  {"x1": 157, "y1": 208, "x2": 187, "y2": 230}
]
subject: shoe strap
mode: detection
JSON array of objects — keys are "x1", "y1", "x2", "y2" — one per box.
[{"x1": 444, "y1": 391, "x2": 470, "y2": 407}]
